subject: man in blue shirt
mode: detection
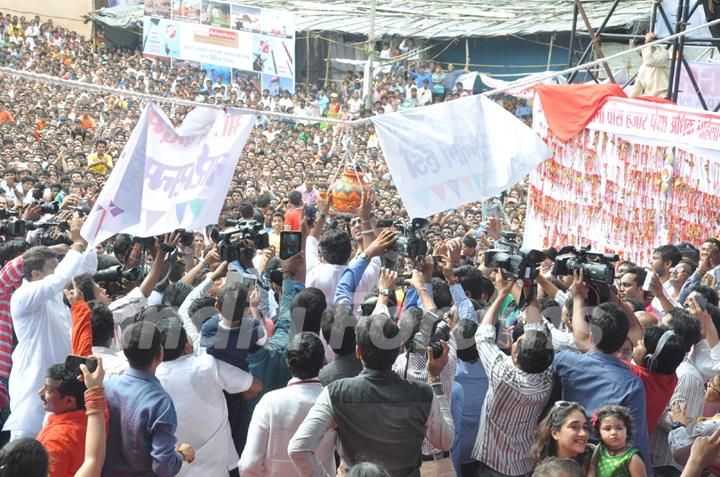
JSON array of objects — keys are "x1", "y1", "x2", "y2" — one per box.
[
  {"x1": 554, "y1": 272, "x2": 652, "y2": 475},
  {"x1": 410, "y1": 65, "x2": 432, "y2": 89},
  {"x1": 452, "y1": 319, "x2": 488, "y2": 477},
  {"x1": 103, "y1": 321, "x2": 195, "y2": 477}
]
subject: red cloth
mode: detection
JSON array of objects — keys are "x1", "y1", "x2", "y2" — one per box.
[
  {"x1": 284, "y1": 208, "x2": 302, "y2": 231},
  {"x1": 37, "y1": 409, "x2": 87, "y2": 477},
  {"x1": 70, "y1": 301, "x2": 93, "y2": 357},
  {"x1": 534, "y1": 84, "x2": 676, "y2": 142},
  {"x1": 628, "y1": 363, "x2": 678, "y2": 434}
]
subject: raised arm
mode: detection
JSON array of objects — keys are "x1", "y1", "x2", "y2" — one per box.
[
  {"x1": 66, "y1": 280, "x2": 93, "y2": 357},
  {"x1": 139, "y1": 233, "x2": 181, "y2": 299},
  {"x1": 74, "y1": 357, "x2": 106, "y2": 477},
  {"x1": 568, "y1": 270, "x2": 593, "y2": 352}
]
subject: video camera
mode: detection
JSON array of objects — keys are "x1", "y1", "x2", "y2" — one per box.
[
  {"x1": 484, "y1": 247, "x2": 548, "y2": 281},
  {"x1": 0, "y1": 208, "x2": 18, "y2": 220},
  {"x1": 391, "y1": 217, "x2": 429, "y2": 262},
  {"x1": 411, "y1": 310, "x2": 451, "y2": 360},
  {"x1": 217, "y1": 220, "x2": 269, "y2": 262},
  {"x1": 551, "y1": 246, "x2": 619, "y2": 285},
  {"x1": 93, "y1": 265, "x2": 141, "y2": 283}
]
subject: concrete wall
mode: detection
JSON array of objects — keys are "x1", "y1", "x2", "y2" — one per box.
[{"x1": 0, "y1": 0, "x2": 94, "y2": 37}]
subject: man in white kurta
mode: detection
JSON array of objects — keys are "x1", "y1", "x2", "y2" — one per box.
[
  {"x1": 156, "y1": 318, "x2": 258, "y2": 477},
  {"x1": 5, "y1": 228, "x2": 96, "y2": 440},
  {"x1": 239, "y1": 332, "x2": 336, "y2": 477}
]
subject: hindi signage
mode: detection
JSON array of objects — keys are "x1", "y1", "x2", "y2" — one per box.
[{"x1": 81, "y1": 104, "x2": 255, "y2": 247}]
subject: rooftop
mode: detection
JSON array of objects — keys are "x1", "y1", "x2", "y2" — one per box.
[{"x1": 241, "y1": 0, "x2": 651, "y2": 38}]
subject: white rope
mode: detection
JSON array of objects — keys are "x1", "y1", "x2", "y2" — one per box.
[
  {"x1": 3, "y1": 15, "x2": 720, "y2": 129},
  {"x1": 0, "y1": 66, "x2": 354, "y2": 125}
]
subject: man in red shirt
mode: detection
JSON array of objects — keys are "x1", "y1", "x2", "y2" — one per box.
[
  {"x1": 284, "y1": 190, "x2": 303, "y2": 231},
  {"x1": 36, "y1": 364, "x2": 89, "y2": 477}
]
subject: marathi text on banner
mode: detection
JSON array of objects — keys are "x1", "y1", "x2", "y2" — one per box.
[
  {"x1": 81, "y1": 104, "x2": 256, "y2": 247},
  {"x1": 524, "y1": 95, "x2": 720, "y2": 264},
  {"x1": 371, "y1": 94, "x2": 551, "y2": 219}
]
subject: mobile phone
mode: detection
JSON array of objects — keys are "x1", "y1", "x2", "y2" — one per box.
[
  {"x1": 240, "y1": 275, "x2": 257, "y2": 291},
  {"x1": 642, "y1": 269, "x2": 654, "y2": 292},
  {"x1": 376, "y1": 219, "x2": 394, "y2": 228},
  {"x1": 279, "y1": 231, "x2": 302, "y2": 260},
  {"x1": 64, "y1": 354, "x2": 97, "y2": 376}
]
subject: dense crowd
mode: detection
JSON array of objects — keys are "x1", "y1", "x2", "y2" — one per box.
[{"x1": 0, "y1": 11, "x2": 720, "y2": 477}]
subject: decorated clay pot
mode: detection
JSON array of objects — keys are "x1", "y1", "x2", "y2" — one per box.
[{"x1": 330, "y1": 169, "x2": 368, "y2": 214}]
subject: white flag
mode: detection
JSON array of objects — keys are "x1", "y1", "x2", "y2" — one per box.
[
  {"x1": 81, "y1": 104, "x2": 255, "y2": 247},
  {"x1": 371, "y1": 94, "x2": 551, "y2": 218}
]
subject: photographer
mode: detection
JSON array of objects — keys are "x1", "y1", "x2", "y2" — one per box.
[
  {"x1": 4, "y1": 216, "x2": 96, "y2": 440},
  {"x1": 394, "y1": 269, "x2": 458, "y2": 475},
  {"x1": 471, "y1": 274, "x2": 554, "y2": 477}
]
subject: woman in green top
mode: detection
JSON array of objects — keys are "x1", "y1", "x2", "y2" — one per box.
[{"x1": 589, "y1": 405, "x2": 646, "y2": 477}]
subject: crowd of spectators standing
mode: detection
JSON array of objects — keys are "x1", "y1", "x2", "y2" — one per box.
[{"x1": 1, "y1": 11, "x2": 720, "y2": 477}]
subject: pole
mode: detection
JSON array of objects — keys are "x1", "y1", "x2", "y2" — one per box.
[
  {"x1": 546, "y1": 33, "x2": 555, "y2": 70},
  {"x1": 306, "y1": 33, "x2": 311, "y2": 84},
  {"x1": 465, "y1": 38, "x2": 470, "y2": 69},
  {"x1": 567, "y1": 2, "x2": 578, "y2": 71},
  {"x1": 573, "y1": 0, "x2": 616, "y2": 83},
  {"x1": 365, "y1": 0, "x2": 377, "y2": 109}
]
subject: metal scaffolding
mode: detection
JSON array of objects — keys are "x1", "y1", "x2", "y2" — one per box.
[{"x1": 566, "y1": 0, "x2": 720, "y2": 110}]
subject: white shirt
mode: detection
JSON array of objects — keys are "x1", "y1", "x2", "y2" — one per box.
[
  {"x1": 5, "y1": 249, "x2": 97, "y2": 438},
  {"x1": 305, "y1": 236, "x2": 380, "y2": 309},
  {"x1": 418, "y1": 87, "x2": 432, "y2": 106},
  {"x1": 156, "y1": 353, "x2": 253, "y2": 476},
  {"x1": 239, "y1": 378, "x2": 336, "y2": 477},
  {"x1": 91, "y1": 345, "x2": 128, "y2": 379}
]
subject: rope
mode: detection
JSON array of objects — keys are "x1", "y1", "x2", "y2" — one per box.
[
  {"x1": 349, "y1": 15, "x2": 720, "y2": 125},
  {"x1": 0, "y1": 66, "x2": 354, "y2": 125},
  {"x1": 3, "y1": 14, "x2": 720, "y2": 129}
]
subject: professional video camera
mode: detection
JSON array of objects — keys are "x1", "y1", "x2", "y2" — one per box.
[
  {"x1": 391, "y1": 217, "x2": 430, "y2": 261},
  {"x1": 93, "y1": 265, "x2": 141, "y2": 283},
  {"x1": 551, "y1": 246, "x2": 619, "y2": 285},
  {"x1": 0, "y1": 208, "x2": 18, "y2": 220},
  {"x1": 33, "y1": 221, "x2": 72, "y2": 246},
  {"x1": 217, "y1": 220, "x2": 269, "y2": 262},
  {"x1": 484, "y1": 247, "x2": 548, "y2": 281},
  {"x1": 411, "y1": 310, "x2": 451, "y2": 360},
  {"x1": 177, "y1": 229, "x2": 195, "y2": 247},
  {"x1": 0, "y1": 220, "x2": 25, "y2": 237}
]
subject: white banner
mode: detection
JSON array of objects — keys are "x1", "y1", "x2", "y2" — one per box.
[
  {"x1": 480, "y1": 72, "x2": 566, "y2": 98},
  {"x1": 677, "y1": 61, "x2": 720, "y2": 111},
  {"x1": 579, "y1": 96, "x2": 720, "y2": 151},
  {"x1": 454, "y1": 72, "x2": 477, "y2": 93},
  {"x1": 81, "y1": 104, "x2": 255, "y2": 247},
  {"x1": 371, "y1": 94, "x2": 552, "y2": 218}
]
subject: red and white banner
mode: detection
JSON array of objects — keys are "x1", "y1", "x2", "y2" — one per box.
[
  {"x1": 677, "y1": 61, "x2": 720, "y2": 111},
  {"x1": 525, "y1": 92, "x2": 720, "y2": 264}
]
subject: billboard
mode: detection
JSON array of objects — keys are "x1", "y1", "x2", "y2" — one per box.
[{"x1": 143, "y1": 0, "x2": 295, "y2": 93}]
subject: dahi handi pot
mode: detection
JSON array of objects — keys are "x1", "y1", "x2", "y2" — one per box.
[{"x1": 330, "y1": 169, "x2": 369, "y2": 214}]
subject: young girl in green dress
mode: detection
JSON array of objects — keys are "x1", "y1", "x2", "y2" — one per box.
[{"x1": 589, "y1": 405, "x2": 647, "y2": 477}]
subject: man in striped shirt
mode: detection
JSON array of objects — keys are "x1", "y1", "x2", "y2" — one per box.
[
  {"x1": 0, "y1": 241, "x2": 26, "y2": 387},
  {"x1": 472, "y1": 279, "x2": 554, "y2": 476}
]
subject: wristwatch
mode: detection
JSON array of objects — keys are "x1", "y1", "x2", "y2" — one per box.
[{"x1": 379, "y1": 287, "x2": 390, "y2": 297}]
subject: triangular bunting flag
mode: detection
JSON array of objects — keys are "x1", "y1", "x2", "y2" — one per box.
[
  {"x1": 189, "y1": 199, "x2": 205, "y2": 218},
  {"x1": 175, "y1": 202, "x2": 188, "y2": 222},
  {"x1": 412, "y1": 188, "x2": 430, "y2": 209},
  {"x1": 430, "y1": 183, "x2": 446, "y2": 201},
  {"x1": 146, "y1": 210, "x2": 165, "y2": 229},
  {"x1": 445, "y1": 179, "x2": 462, "y2": 200},
  {"x1": 459, "y1": 176, "x2": 474, "y2": 191}
]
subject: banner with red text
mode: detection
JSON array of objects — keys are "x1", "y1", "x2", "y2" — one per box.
[
  {"x1": 677, "y1": 61, "x2": 720, "y2": 111},
  {"x1": 524, "y1": 95, "x2": 720, "y2": 264},
  {"x1": 81, "y1": 104, "x2": 255, "y2": 247}
]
